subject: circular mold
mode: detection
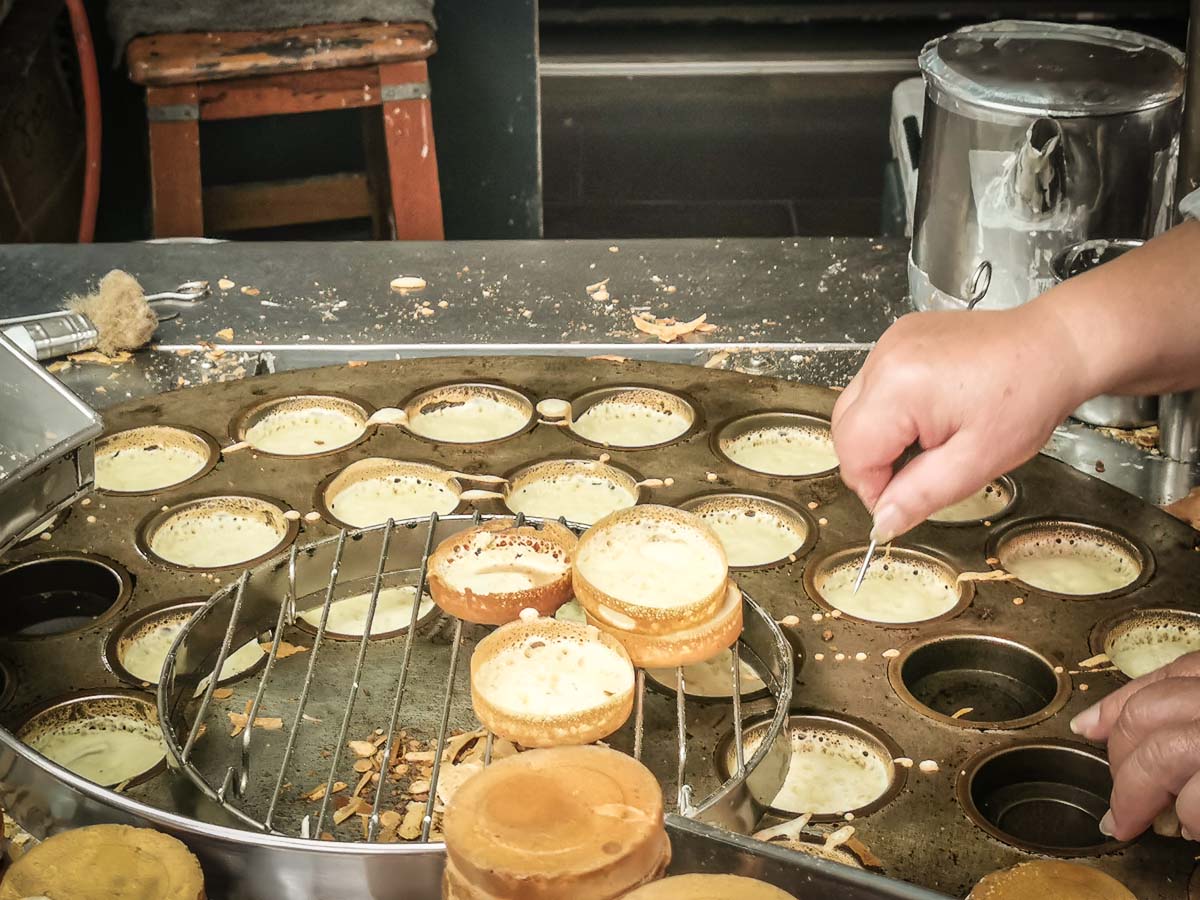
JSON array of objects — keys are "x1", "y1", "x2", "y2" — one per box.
[
  {"x1": 0, "y1": 659, "x2": 15, "y2": 711},
  {"x1": 888, "y1": 633, "x2": 1070, "y2": 729},
  {"x1": 317, "y1": 458, "x2": 465, "y2": 529},
  {"x1": 1093, "y1": 607, "x2": 1200, "y2": 679},
  {"x1": 106, "y1": 599, "x2": 267, "y2": 687},
  {"x1": 0, "y1": 554, "x2": 132, "y2": 638},
  {"x1": 680, "y1": 492, "x2": 816, "y2": 569},
  {"x1": 988, "y1": 519, "x2": 1152, "y2": 599},
  {"x1": 16, "y1": 690, "x2": 167, "y2": 788},
  {"x1": 712, "y1": 412, "x2": 837, "y2": 478},
  {"x1": 645, "y1": 648, "x2": 771, "y2": 703},
  {"x1": 294, "y1": 572, "x2": 439, "y2": 640},
  {"x1": 401, "y1": 382, "x2": 535, "y2": 444},
  {"x1": 231, "y1": 393, "x2": 374, "y2": 458},
  {"x1": 928, "y1": 477, "x2": 1017, "y2": 526},
  {"x1": 957, "y1": 740, "x2": 1127, "y2": 856},
  {"x1": 137, "y1": 495, "x2": 297, "y2": 571},
  {"x1": 94, "y1": 425, "x2": 219, "y2": 495},
  {"x1": 504, "y1": 458, "x2": 642, "y2": 526},
  {"x1": 804, "y1": 546, "x2": 972, "y2": 626},
  {"x1": 566, "y1": 385, "x2": 699, "y2": 450},
  {"x1": 719, "y1": 712, "x2": 906, "y2": 821}
]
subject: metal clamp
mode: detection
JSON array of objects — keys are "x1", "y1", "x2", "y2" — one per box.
[{"x1": 964, "y1": 260, "x2": 992, "y2": 310}]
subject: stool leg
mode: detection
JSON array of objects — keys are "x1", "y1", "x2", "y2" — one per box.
[
  {"x1": 146, "y1": 85, "x2": 203, "y2": 237},
  {"x1": 379, "y1": 62, "x2": 443, "y2": 240}
]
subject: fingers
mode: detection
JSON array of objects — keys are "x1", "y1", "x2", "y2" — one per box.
[
  {"x1": 831, "y1": 378, "x2": 918, "y2": 515},
  {"x1": 1071, "y1": 651, "x2": 1200, "y2": 740},
  {"x1": 868, "y1": 431, "x2": 990, "y2": 542},
  {"x1": 1104, "y1": 720, "x2": 1200, "y2": 840},
  {"x1": 1106, "y1": 678, "x2": 1200, "y2": 773},
  {"x1": 1172, "y1": 768, "x2": 1200, "y2": 840}
]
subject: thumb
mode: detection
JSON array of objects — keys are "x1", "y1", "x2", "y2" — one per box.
[{"x1": 870, "y1": 432, "x2": 990, "y2": 541}]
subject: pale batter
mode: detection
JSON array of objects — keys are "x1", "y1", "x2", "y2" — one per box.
[
  {"x1": 1003, "y1": 540, "x2": 1139, "y2": 595},
  {"x1": 818, "y1": 558, "x2": 958, "y2": 623},
  {"x1": 244, "y1": 407, "x2": 366, "y2": 455},
  {"x1": 575, "y1": 520, "x2": 726, "y2": 611},
  {"x1": 770, "y1": 730, "x2": 891, "y2": 815},
  {"x1": 930, "y1": 482, "x2": 1010, "y2": 522},
  {"x1": 328, "y1": 476, "x2": 459, "y2": 528},
  {"x1": 695, "y1": 506, "x2": 805, "y2": 567},
  {"x1": 149, "y1": 508, "x2": 286, "y2": 568},
  {"x1": 121, "y1": 617, "x2": 263, "y2": 685},
  {"x1": 474, "y1": 631, "x2": 633, "y2": 715},
  {"x1": 406, "y1": 396, "x2": 529, "y2": 443},
  {"x1": 721, "y1": 427, "x2": 837, "y2": 476},
  {"x1": 1107, "y1": 617, "x2": 1200, "y2": 678},
  {"x1": 571, "y1": 399, "x2": 691, "y2": 448},
  {"x1": 95, "y1": 443, "x2": 208, "y2": 493},
  {"x1": 26, "y1": 716, "x2": 165, "y2": 787},
  {"x1": 441, "y1": 537, "x2": 568, "y2": 594},
  {"x1": 647, "y1": 650, "x2": 766, "y2": 697},
  {"x1": 506, "y1": 473, "x2": 637, "y2": 525},
  {"x1": 299, "y1": 585, "x2": 434, "y2": 636}
]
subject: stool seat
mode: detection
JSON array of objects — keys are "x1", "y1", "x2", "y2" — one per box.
[{"x1": 127, "y1": 22, "x2": 435, "y2": 86}]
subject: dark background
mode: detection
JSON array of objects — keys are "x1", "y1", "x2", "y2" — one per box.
[{"x1": 4, "y1": 0, "x2": 1192, "y2": 243}]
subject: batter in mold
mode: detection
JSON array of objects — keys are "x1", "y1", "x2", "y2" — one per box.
[
  {"x1": 721, "y1": 426, "x2": 837, "y2": 476},
  {"x1": 571, "y1": 396, "x2": 692, "y2": 448},
  {"x1": 406, "y1": 395, "x2": 529, "y2": 443},
  {"x1": 299, "y1": 585, "x2": 435, "y2": 636},
  {"x1": 244, "y1": 405, "x2": 366, "y2": 455},
  {"x1": 26, "y1": 715, "x2": 165, "y2": 787},
  {"x1": 818, "y1": 557, "x2": 959, "y2": 623}
]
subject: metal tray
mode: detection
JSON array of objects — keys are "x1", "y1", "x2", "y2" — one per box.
[
  {"x1": 0, "y1": 330, "x2": 102, "y2": 554},
  {"x1": 0, "y1": 356, "x2": 1196, "y2": 899}
]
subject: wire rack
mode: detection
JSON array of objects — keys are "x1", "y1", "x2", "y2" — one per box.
[{"x1": 157, "y1": 512, "x2": 794, "y2": 842}]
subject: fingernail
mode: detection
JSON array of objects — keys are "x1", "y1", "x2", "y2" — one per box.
[
  {"x1": 1070, "y1": 704, "x2": 1101, "y2": 736},
  {"x1": 870, "y1": 504, "x2": 901, "y2": 544},
  {"x1": 1099, "y1": 811, "x2": 1115, "y2": 838},
  {"x1": 1183, "y1": 825, "x2": 1195, "y2": 842}
]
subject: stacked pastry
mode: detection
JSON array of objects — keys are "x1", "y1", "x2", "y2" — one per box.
[
  {"x1": 442, "y1": 746, "x2": 669, "y2": 899},
  {"x1": 572, "y1": 506, "x2": 742, "y2": 668}
]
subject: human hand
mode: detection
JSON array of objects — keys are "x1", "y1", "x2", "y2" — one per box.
[
  {"x1": 832, "y1": 304, "x2": 1088, "y2": 541},
  {"x1": 1070, "y1": 651, "x2": 1200, "y2": 841}
]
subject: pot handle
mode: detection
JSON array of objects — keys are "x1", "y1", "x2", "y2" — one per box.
[{"x1": 964, "y1": 260, "x2": 992, "y2": 310}]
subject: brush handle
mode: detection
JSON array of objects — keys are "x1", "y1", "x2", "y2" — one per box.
[{"x1": 0, "y1": 312, "x2": 97, "y2": 361}]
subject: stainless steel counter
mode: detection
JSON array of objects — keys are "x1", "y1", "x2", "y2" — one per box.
[{"x1": 0, "y1": 238, "x2": 1191, "y2": 505}]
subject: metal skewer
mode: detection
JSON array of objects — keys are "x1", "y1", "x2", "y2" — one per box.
[
  {"x1": 852, "y1": 443, "x2": 924, "y2": 594},
  {"x1": 851, "y1": 537, "x2": 877, "y2": 594}
]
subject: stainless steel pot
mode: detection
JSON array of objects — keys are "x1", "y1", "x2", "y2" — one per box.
[
  {"x1": 1049, "y1": 239, "x2": 1158, "y2": 429},
  {"x1": 910, "y1": 21, "x2": 1184, "y2": 312}
]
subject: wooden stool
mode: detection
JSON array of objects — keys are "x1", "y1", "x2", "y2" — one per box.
[{"x1": 126, "y1": 22, "x2": 443, "y2": 240}]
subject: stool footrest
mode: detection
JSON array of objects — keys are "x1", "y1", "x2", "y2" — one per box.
[{"x1": 203, "y1": 173, "x2": 372, "y2": 233}]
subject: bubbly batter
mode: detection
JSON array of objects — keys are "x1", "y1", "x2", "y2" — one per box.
[
  {"x1": 1003, "y1": 539, "x2": 1139, "y2": 595},
  {"x1": 95, "y1": 444, "x2": 208, "y2": 493},
  {"x1": 818, "y1": 558, "x2": 959, "y2": 623},
  {"x1": 647, "y1": 650, "x2": 766, "y2": 697},
  {"x1": 571, "y1": 399, "x2": 691, "y2": 448},
  {"x1": 721, "y1": 427, "x2": 837, "y2": 476},
  {"x1": 506, "y1": 473, "x2": 637, "y2": 525},
  {"x1": 770, "y1": 730, "x2": 891, "y2": 815},
  {"x1": 406, "y1": 396, "x2": 529, "y2": 443},
  {"x1": 121, "y1": 618, "x2": 263, "y2": 685},
  {"x1": 149, "y1": 509, "x2": 286, "y2": 568},
  {"x1": 328, "y1": 476, "x2": 458, "y2": 528},
  {"x1": 930, "y1": 482, "x2": 1010, "y2": 522},
  {"x1": 474, "y1": 632, "x2": 633, "y2": 715},
  {"x1": 576, "y1": 521, "x2": 726, "y2": 611},
  {"x1": 26, "y1": 715, "x2": 165, "y2": 787},
  {"x1": 1107, "y1": 617, "x2": 1200, "y2": 678},
  {"x1": 299, "y1": 585, "x2": 434, "y2": 636},
  {"x1": 695, "y1": 506, "x2": 805, "y2": 567},
  {"x1": 244, "y1": 407, "x2": 365, "y2": 455}
]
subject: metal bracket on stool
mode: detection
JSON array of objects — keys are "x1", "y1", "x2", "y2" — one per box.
[
  {"x1": 148, "y1": 103, "x2": 200, "y2": 122},
  {"x1": 381, "y1": 82, "x2": 430, "y2": 102}
]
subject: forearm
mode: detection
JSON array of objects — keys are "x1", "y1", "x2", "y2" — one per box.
[{"x1": 1030, "y1": 220, "x2": 1200, "y2": 401}]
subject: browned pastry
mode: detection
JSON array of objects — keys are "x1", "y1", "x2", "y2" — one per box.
[
  {"x1": 0, "y1": 824, "x2": 205, "y2": 900},
  {"x1": 968, "y1": 860, "x2": 1136, "y2": 900}
]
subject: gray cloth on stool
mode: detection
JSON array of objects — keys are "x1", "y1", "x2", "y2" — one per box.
[{"x1": 107, "y1": 0, "x2": 436, "y2": 59}]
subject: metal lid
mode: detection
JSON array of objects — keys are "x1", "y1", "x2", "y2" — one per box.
[{"x1": 920, "y1": 20, "x2": 1184, "y2": 118}]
